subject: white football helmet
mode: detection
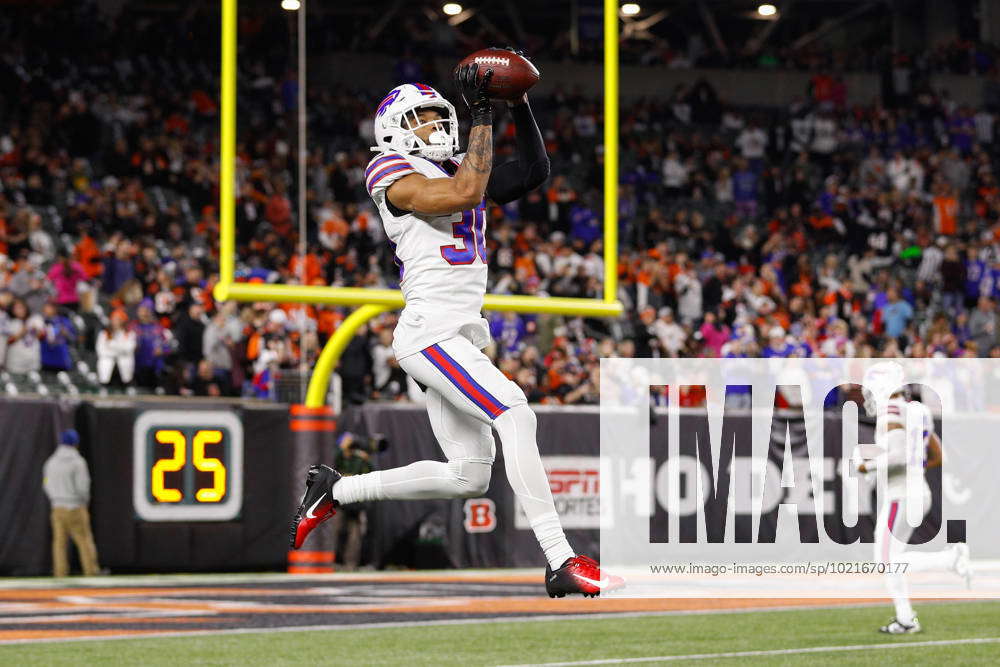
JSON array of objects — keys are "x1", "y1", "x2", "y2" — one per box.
[
  {"x1": 371, "y1": 83, "x2": 458, "y2": 162},
  {"x1": 861, "y1": 361, "x2": 906, "y2": 416}
]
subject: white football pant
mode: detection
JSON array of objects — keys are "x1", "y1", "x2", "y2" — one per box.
[
  {"x1": 874, "y1": 479, "x2": 954, "y2": 624},
  {"x1": 333, "y1": 334, "x2": 574, "y2": 569}
]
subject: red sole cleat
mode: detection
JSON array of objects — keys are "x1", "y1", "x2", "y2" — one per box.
[{"x1": 289, "y1": 464, "x2": 342, "y2": 550}]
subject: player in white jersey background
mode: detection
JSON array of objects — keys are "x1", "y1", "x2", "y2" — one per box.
[
  {"x1": 291, "y1": 52, "x2": 623, "y2": 597},
  {"x1": 856, "y1": 361, "x2": 970, "y2": 634}
]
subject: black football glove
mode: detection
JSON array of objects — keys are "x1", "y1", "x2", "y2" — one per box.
[{"x1": 454, "y1": 62, "x2": 494, "y2": 126}]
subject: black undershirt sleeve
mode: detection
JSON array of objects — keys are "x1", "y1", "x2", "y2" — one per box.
[
  {"x1": 385, "y1": 196, "x2": 409, "y2": 217},
  {"x1": 485, "y1": 100, "x2": 551, "y2": 205}
]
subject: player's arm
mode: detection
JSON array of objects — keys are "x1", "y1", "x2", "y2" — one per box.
[
  {"x1": 925, "y1": 432, "x2": 942, "y2": 469},
  {"x1": 387, "y1": 128, "x2": 491, "y2": 214},
  {"x1": 387, "y1": 63, "x2": 494, "y2": 216},
  {"x1": 486, "y1": 95, "x2": 550, "y2": 205}
]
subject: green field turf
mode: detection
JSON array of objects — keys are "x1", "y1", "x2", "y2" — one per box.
[{"x1": 3, "y1": 601, "x2": 999, "y2": 666}]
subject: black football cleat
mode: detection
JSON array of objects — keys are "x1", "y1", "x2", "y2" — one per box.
[
  {"x1": 290, "y1": 464, "x2": 341, "y2": 550},
  {"x1": 545, "y1": 555, "x2": 625, "y2": 598}
]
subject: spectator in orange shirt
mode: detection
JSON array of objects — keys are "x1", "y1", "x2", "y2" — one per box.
[
  {"x1": 318, "y1": 201, "x2": 349, "y2": 250},
  {"x1": 514, "y1": 251, "x2": 539, "y2": 281},
  {"x1": 316, "y1": 306, "x2": 343, "y2": 339},
  {"x1": 932, "y1": 183, "x2": 959, "y2": 235},
  {"x1": 287, "y1": 245, "x2": 323, "y2": 284}
]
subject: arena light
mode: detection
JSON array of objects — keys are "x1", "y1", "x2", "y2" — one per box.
[
  {"x1": 280, "y1": 0, "x2": 300, "y2": 10},
  {"x1": 757, "y1": 3, "x2": 777, "y2": 17},
  {"x1": 442, "y1": 2, "x2": 463, "y2": 15},
  {"x1": 621, "y1": 3, "x2": 640, "y2": 16}
]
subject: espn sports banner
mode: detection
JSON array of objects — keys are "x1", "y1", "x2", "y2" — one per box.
[{"x1": 599, "y1": 358, "x2": 1000, "y2": 599}]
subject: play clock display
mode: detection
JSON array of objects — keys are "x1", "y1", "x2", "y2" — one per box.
[{"x1": 132, "y1": 410, "x2": 244, "y2": 521}]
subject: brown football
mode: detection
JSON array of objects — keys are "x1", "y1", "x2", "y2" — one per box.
[{"x1": 457, "y1": 48, "x2": 540, "y2": 101}]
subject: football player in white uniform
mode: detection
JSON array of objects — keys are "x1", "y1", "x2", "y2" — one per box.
[
  {"x1": 291, "y1": 57, "x2": 622, "y2": 597},
  {"x1": 857, "y1": 361, "x2": 970, "y2": 634}
]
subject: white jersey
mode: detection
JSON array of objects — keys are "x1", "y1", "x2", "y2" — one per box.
[
  {"x1": 884, "y1": 396, "x2": 933, "y2": 436},
  {"x1": 366, "y1": 150, "x2": 491, "y2": 359},
  {"x1": 879, "y1": 397, "x2": 933, "y2": 490}
]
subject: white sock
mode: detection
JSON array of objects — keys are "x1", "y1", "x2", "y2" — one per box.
[
  {"x1": 531, "y1": 512, "x2": 576, "y2": 570},
  {"x1": 334, "y1": 460, "x2": 492, "y2": 503},
  {"x1": 494, "y1": 405, "x2": 575, "y2": 569},
  {"x1": 894, "y1": 596, "x2": 916, "y2": 625},
  {"x1": 333, "y1": 470, "x2": 383, "y2": 505},
  {"x1": 884, "y1": 568, "x2": 915, "y2": 624}
]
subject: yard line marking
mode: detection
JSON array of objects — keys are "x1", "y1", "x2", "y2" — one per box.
[
  {"x1": 0, "y1": 601, "x2": 921, "y2": 646},
  {"x1": 0, "y1": 599, "x2": 991, "y2": 646},
  {"x1": 497, "y1": 637, "x2": 1000, "y2": 666}
]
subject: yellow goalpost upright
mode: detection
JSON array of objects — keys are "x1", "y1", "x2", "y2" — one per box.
[{"x1": 212, "y1": 0, "x2": 623, "y2": 408}]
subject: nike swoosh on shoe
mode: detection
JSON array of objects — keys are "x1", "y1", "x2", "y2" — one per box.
[
  {"x1": 572, "y1": 573, "x2": 609, "y2": 589},
  {"x1": 304, "y1": 498, "x2": 324, "y2": 519}
]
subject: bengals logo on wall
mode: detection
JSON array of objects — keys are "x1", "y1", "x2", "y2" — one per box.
[{"x1": 463, "y1": 498, "x2": 497, "y2": 533}]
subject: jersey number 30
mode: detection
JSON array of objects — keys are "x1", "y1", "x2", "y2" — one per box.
[{"x1": 440, "y1": 206, "x2": 487, "y2": 265}]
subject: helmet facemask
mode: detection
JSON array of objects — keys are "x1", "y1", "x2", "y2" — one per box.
[
  {"x1": 401, "y1": 105, "x2": 458, "y2": 162},
  {"x1": 373, "y1": 91, "x2": 459, "y2": 163}
]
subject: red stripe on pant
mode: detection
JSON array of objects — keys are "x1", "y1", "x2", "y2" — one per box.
[
  {"x1": 424, "y1": 346, "x2": 505, "y2": 418},
  {"x1": 883, "y1": 501, "x2": 899, "y2": 564}
]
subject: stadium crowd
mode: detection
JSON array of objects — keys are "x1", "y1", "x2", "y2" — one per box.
[{"x1": 4, "y1": 3, "x2": 1000, "y2": 405}]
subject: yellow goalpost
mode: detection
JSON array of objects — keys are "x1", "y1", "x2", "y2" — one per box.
[{"x1": 212, "y1": 0, "x2": 623, "y2": 408}]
